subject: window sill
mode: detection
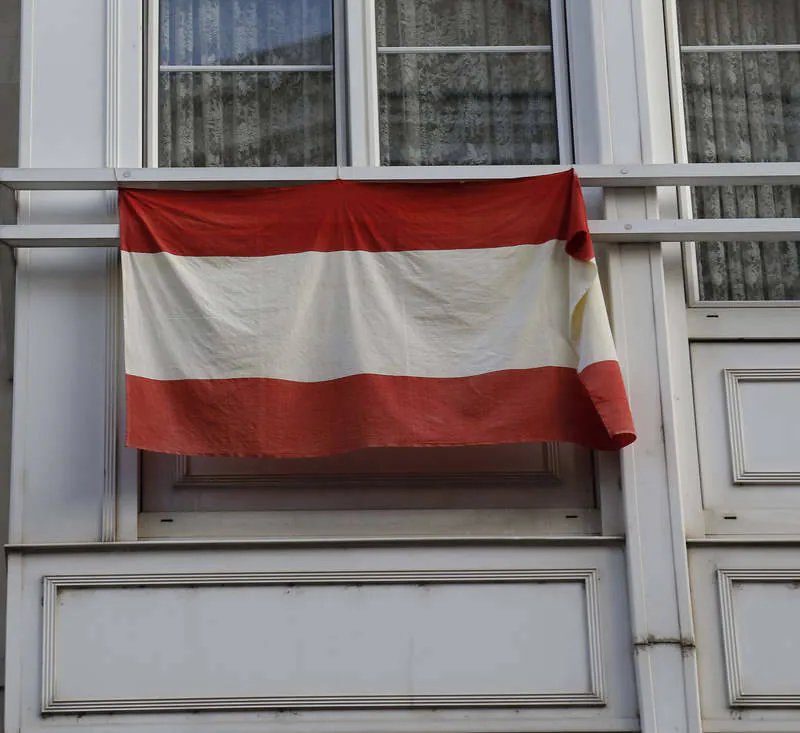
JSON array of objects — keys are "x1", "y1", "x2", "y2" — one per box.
[{"x1": 138, "y1": 508, "x2": 602, "y2": 540}]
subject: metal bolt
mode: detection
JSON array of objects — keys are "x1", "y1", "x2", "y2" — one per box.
[
  {"x1": 121, "y1": 170, "x2": 131, "y2": 178},
  {"x1": 624, "y1": 223, "x2": 633, "y2": 230},
  {"x1": 620, "y1": 168, "x2": 629, "y2": 175}
]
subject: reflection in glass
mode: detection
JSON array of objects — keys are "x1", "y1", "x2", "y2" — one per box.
[{"x1": 160, "y1": 0, "x2": 333, "y2": 66}]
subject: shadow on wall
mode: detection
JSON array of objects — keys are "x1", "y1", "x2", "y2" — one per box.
[
  {"x1": 0, "y1": 0, "x2": 19, "y2": 719},
  {"x1": 0, "y1": 0, "x2": 19, "y2": 167}
]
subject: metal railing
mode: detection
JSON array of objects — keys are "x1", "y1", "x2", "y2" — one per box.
[{"x1": 1, "y1": 163, "x2": 800, "y2": 246}]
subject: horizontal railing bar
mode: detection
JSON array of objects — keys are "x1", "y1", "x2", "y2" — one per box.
[
  {"x1": 0, "y1": 225, "x2": 121, "y2": 247},
  {"x1": 0, "y1": 167, "x2": 339, "y2": 190},
  {"x1": 589, "y1": 218, "x2": 800, "y2": 241},
  {"x1": 344, "y1": 163, "x2": 800, "y2": 186},
  {"x1": 160, "y1": 64, "x2": 334, "y2": 72},
  {"x1": 377, "y1": 45, "x2": 552, "y2": 54},
  {"x1": 681, "y1": 44, "x2": 800, "y2": 53},
  {"x1": 1, "y1": 168, "x2": 119, "y2": 190},
  {"x1": 4, "y1": 163, "x2": 800, "y2": 191},
  {"x1": 2, "y1": 219, "x2": 799, "y2": 248}
]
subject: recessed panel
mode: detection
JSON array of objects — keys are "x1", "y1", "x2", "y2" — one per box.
[
  {"x1": 737, "y1": 380, "x2": 800, "y2": 475},
  {"x1": 691, "y1": 343, "x2": 800, "y2": 531},
  {"x1": 718, "y1": 569, "x2": 800, "y2": 706},
  {"x1": 44, "y1": 570, "x2": 604, "y2": 713}
]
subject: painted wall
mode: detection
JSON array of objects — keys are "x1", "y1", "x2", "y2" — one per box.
[{"x1": 6, "y1": 2, "x2": 800, "y2": 733}]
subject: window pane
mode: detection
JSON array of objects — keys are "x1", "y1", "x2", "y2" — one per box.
[
  {"x1": 678, "y1": 0, "x2": 800, "y2": 300},
  {"x1": 158, "y1": 0, "x2": 336, "y2": 167},
  {"x1": 375, "y1": 0, "x2": 558, "y2": 167},
  {"x1": 160, "y1": 0, "x2": 333, "y2": 66},
  {"x1": 159, "y1": 71, "x2": 335, "y2": 167},
  {"x1": 376, "y1": 0, "x2": 552, "y2": 48},
  {"x1": 378, "y1": 52, "x2": 557, "y2": 165}
]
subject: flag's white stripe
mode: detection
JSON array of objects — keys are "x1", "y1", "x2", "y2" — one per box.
[{"x1": 122, "y1": 241, "x2": 617, "y2": 383}]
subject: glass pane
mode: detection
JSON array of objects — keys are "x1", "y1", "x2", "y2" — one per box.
[
  {"x1": 378, "y1": 52, "x2": 558, "y2": 165},
  {"x1": 681, "y1": 48, "x2": 800, "y2": 300},
  {"x1": 678, "y1": 0, "x2": 800, "y2": 47},
  {"x1": 376, "y1": 0, "x2": 552, "y2": 48},
  {"x1": 160, "y1": 0, "x2": 333, "y2": 66},
  {"x1": 159, "y1": 71, "x2": 336, "y2": 167}
]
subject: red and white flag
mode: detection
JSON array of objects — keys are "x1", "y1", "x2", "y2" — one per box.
[{"x1": 119, "y1": 171, "x2": 635, "y2": 457}]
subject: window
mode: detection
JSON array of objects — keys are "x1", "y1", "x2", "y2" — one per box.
[
  {"x1": 677, "y1": 0, "x2": 800, "y2": 301},
  {"x1": 152, "y1": 0, "x2": 566, "y2": 168},
  {"x1": 142, "y1": 0, "x2": 598, "y2": 539},
  {"x1": 375, "y1": 0, "x2": 558, "y2": 165},
  {"x1": 139, "y1": 443, "x2": 598, "y2": 539},
  {"x1": 157, "y1": 0, "x2": 338, "y2": 166}
]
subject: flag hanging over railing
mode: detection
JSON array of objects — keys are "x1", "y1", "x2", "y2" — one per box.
[{"x1": 119, "y1": 171, "x2": 635, "y2": 458}]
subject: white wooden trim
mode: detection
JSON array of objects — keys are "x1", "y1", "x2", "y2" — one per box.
[
  {"x1": 550, "y1": 0, "x2": 573, "y2": 164},
  {"x1": 6, "y1": 535, "x2": 625, "y2": 553},
  {"x1": 662, "y1": 0, "x2": 703, "y2": 307},
  {"x1": 333, "y1": 0, "x2": 348, "y2": 166},
  {"x1": 681, "y1": 43, "x2": 800, "y2": 53},
  {"x1": 101, "y1": 0, "x2": 123, "y2": 543},
  {"x1": 376, "y1": 45, "x2": 552, "y2": 54},
  {"x1": 346, "y1": 0, "x2": 379, "y2": 166},
  {"x1": 138, "y1": 508, "x2": 602, "y2": 540},
  {"x1": 598, "y1": 1, "x2": 703, "y2": 730},
  {"x1": 145, "y1": 0, "x2": 159, "y2": 167},
  {"x1": 703, "y1": 509, "x2": 800, "y2": 536},
  {"x1": 687, "y1": 307, "x2": 800, "y2": 337},
  {"x1": 159, "y1": 64, "x2": 334, "y2": 72},
  {"x1": 6, "y1": 0, "x2": 33, "y2": 546},
  {"x1": 4, "y1": 557, "x2": 22, "y2": 732}
]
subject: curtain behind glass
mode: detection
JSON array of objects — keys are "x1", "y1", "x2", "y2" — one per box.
[
  {"x1": 375, "y1": 0, "x2": 559, "y2": 165},
  {"x1": 159, "y1": 0, "x2": 336, "y2": 167},
  {"x1": 679, "y1": 0, "x2": 800, "y2": 300}
]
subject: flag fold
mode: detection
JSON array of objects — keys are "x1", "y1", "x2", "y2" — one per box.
[{"x1": 120, "y1": 171, "x2": 635, "y2": 457}]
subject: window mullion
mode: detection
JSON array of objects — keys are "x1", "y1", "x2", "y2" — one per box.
[
  {"x1": 551, "y1": 0, "x2": 573, "y2": 164},
  {"x1": 146, "y1": 0, "x2": 160, "y2": 168},
  {"x1": 345, "y1": 0, "x2": 380, "y2": 167}
]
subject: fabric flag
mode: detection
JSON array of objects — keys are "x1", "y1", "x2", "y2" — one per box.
[{"x1": 119, "y1": 171, "x2": 635, "y2": 458}]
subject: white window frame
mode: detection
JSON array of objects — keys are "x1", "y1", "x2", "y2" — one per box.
[{"x1": 146, "y1": 0, "x2": 573, "y2": 169}]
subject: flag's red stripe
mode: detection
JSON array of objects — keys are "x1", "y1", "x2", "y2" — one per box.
[
  {"x1": 119, "y1": 171, "x2": 593, "y2": 261},
  {"x1": 126, "y1": 363, "x2": 634, "y2": 459}
]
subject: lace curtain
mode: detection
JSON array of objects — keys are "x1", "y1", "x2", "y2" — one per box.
[
  {"x1": 159, "y1": 0, "x2": 336, "y2": 166},
  {"x1": 375, "y1": 0, "x2": 558, "y2": 165},
  {"x1": 679, "y1": 0, "x2": 800, "y2": 300},
  {"x1": 159, "y1": 0, "x2": 559, "y2": 168}
]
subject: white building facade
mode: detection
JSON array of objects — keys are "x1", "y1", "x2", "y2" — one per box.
[{"x1": 1, "y1": 2, "x2": 800, "y2": 733}]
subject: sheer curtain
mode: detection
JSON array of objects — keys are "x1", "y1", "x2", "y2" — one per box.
[
  {"x1": 159, "y1": 0, "x2": 336, "y2": 167},
  {"x1": 159, "y1": 0, "x2": 560, "y2": 168},
  {"x1": 679, "y1": 0, "x2": 800, "y2": 300},
  {"x1": 375, "y1": 0, "x2": 559, "y2": 165}
]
